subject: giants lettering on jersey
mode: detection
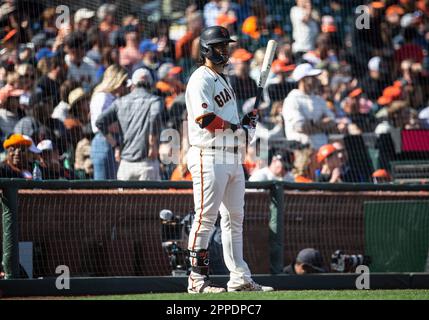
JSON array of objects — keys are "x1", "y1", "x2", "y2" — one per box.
[{"x1": 214, "y1": 88, "x2": 232, "y2": 107}]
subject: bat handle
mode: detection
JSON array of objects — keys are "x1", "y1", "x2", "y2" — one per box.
[{"x1": 253, "y1": 87, "x2": 263, "y2": 111}]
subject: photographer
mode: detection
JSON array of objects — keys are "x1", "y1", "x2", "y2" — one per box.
[{"x1": 283, "y1": 248, "x2": 327, "y2": 274}]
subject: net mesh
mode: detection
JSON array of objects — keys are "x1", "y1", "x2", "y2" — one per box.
[
  {"x1": 1, "y1": 188, "x2": 269, "y2": 277},
  {"x1": 0, "y1": 0, "x2": 428, "y2": 182},
  {"x1": 1, "y1": 185, "x2": 429, "y2": 278}
]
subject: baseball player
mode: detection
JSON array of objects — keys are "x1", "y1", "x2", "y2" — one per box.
[{"x1": 185, "y1": 26, "x2": 274, "y2": 293}]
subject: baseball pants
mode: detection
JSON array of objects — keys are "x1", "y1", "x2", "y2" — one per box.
[{"x1": 186, "y1": 146, "x2": 252, "y2": 289}]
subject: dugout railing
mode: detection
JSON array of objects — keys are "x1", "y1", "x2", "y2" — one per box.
[{"x1": 1, "y1": 179, "x2": 429, "y2": 280}]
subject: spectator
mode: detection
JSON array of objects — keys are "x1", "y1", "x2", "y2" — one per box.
[
  {"x1": 397, "y1": 60, "x2": 425, "y2": 109},
  {"x1": 290, "y1": 0, "x2": 319, "y2": 60},
  {"x1": 419, "y1": 103, "x2": 429, "y2": 129},
  {"x1": 249, "y1": 152, "x2": 294, "y2": 182},
  {"x1": 204, "y1": 0, "x2": 223, "y2": 27},
  {"x1": 175, "y1": 10, "x2": 203, "y2": 71},
  {"x1": 35, "y1": 56, "x2": 67, "y2": 108},
  {"x1": 97, "y1": 4, "x2": 119, "y2": 36},
  {"x1": 394, "y1": 25, "x2": 424, "y2": 65},
  {"x1": 385, "y1": 5, "x2": 405, "y2": 46},
  {"x1": 372, "y1": 169, "x2": 392, "y2": 184},
  {"x1": 15, "y1": 64, "x2": 36, "y2": 108},
  {"x1": 0, "y1": 80, "x2": 23, "y2": 139},
  {"x1": 228, "y1": 48, "x2": 257, "y2": 112},
  {"x1": 96, "y1": 68, "x2": 164, "y2": 181},
  {"x1": 64, "y1": 32, "x2": 98, "y2": 92},
  {"x1": 133, "y1": 39, "x2": 159, "y2": 81},
  {"x1": 40, "y1": 7, "x2": 58, "y2": 40},
  {"x1": 156, "y1": 62, "x2": 185, "y2": 110},
  {"x1": 375, "y1": 100, "x2": 419, "y2": 143},
  {"x1": 315, "y1": 143, "x2": 351, "y2": 183},
  {"x1": 341, "y1": 88, "x2": 378, "y2": 133},
  {"x1": 1, "y1": 133, "x2": 33, "y2": 178},
  {"x1": 119, "y1": 25, "x2": 142, "y2": 73},
  {"x1": 96, "y1": 46, "x2": 120, "y2": 82},
  {"x1": 37, "y1": 139, "x2": 68, "y2": 179},
  {"x1": 73, "y1": 8, "x2": 95, "y2": 33},
  {"x1": 350, "y1": 1, "x2": 386, "y2": 75},
  {"x1": 150, "y1": 19, "x2": 176, "y2": 62},
  {"x1": 51, "y1": 80, "x2": 79, "y2": 123},
  {"x1": 359, "y1": 56, "x2": 390, "y2": 102},
  {"x1": 74, "y1": 134, "x2": 93, "y2": 179},
  {"x1": 282, "y1": 63, "x2": 337, "y2": 178},
  {"x1": 267, "y1": 59, "x2": 296, "y2": 103},
  {"x1": 67, "y1": 87, "x2": 92, "y2": 135},
  {"x1": 90, "y1": 64, "x2": 128, "y2": 180},
  {"x1": 283, "y1": 248, "x2": 326, "y2": 274},
  {"x1": 249, "y1": 47, "x2": 266, "y2": 83},
  {"x1": 242, "y1": 0, "x2": 282, "y2": 46}
]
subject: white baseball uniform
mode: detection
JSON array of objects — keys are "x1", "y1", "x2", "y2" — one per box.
[{"x1": 186, "y1": 65, "x2": 253, "y2": 291}]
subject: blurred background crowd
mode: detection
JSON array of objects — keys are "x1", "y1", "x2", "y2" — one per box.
[{"x1": 1, "y1": 0, "x2": 429, "y2": 183}]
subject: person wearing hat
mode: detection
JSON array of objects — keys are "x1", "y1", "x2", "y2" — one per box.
[
  {"x1": 130, "y1": 39, "x2": 160, "y2": 82},
  {"x1": 155, "y1": 62, "x2": 185, "y2": 110},
  {"x1": 1, "y1": 133, "x2": 33, "y2": 178},
  {"x1": 228, "y1": 48, "x2": 258, "y2": 113},
  {"x1": 341, "y1": 87, "x2": 378, "y2": 133},
  {"x1": 249, "y1": 151, "x2": 294, "y2": 182},
  {"x1": 282, "y1": 63, "x2": 337, "y2": 178},
  {"x1": 98, "y1": 4, "x2": 119, "y2": 35},
  {"x1": 359, "y1": 56, "x2": 390, "y2": 102},
  {"x1": 283, "y1": 248, "x2": 326, "y2": 274},
  {"x1": 36, "y1": 139, "x2": 59, "y2": 177},
  {"x1": 315, "y1": 143, "x2": 354, "y2": 183},
  {"x1": 67, "y1": 87, "x2": 91, "y2": 129},
  {"x1": 90, "y1": 65, "x2": 129, "y2": 180},
  {"x1": 74, "y1": 8, "x2": 95, "y2": 33},
  {"x1": 95, "y1": 68, "x2": 163, "y2": 181},
  {"x1": 372, "y1": 169, "x2": 392, "y2": 184},
  {"x1": 267, "y1": 59, "x2": 297, "y2": 103}
]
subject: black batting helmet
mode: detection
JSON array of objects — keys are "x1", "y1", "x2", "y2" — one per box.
[{"x1": 200, "y1": 26, "x2": 236, "y2": 65}]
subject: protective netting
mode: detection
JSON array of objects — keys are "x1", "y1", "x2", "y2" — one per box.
[
  {"x1": 1, "y1": 189, "x2": 270, "y2": 277},
  {"x1": 1, "y1": 186, "x2": 429, "y2": 278},
  {"x1": 0, "y1": 0, "x2": 428, "y2": 183},
  {"x1": 283, "y1": 189, "x2": 429, "y2": 273}
]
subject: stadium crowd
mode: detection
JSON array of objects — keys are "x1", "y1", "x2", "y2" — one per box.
[{"x1": 0, "y1": 0, "x2": 429, "y2": 183}]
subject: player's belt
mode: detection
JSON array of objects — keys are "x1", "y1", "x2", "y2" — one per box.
[{"x1": 211, "y1": 146, "x2": 239, "y2": 153}]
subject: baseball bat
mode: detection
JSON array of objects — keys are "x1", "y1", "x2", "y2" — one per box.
[{"x1": 253, "y1": 39, "x2": 278, "y2": 111}]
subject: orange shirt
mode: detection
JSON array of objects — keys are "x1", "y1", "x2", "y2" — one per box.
[
  {"x1": 170, "y1": 165, "x2": 192, "y2": 181},
  {"x1": 175, "y1": 31, "x2": 197, "y2": 60}
]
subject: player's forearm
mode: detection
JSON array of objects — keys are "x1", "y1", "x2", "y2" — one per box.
[{"x1": 196, "y1": 113, "x2": 239, "y2": 133}]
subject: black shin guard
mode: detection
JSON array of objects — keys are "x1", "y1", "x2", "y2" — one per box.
[{"x1": 188, "y1": 249, "x2": 210, "y2": 275}]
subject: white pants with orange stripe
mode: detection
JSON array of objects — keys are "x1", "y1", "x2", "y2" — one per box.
[{"x1": 186, "y1": 146, "x2": 252, "y2": 291}]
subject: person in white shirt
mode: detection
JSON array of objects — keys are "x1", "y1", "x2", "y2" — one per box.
[
  {"x1": 282, "y1": 63, "x2": 337, "y2": 178},
  {"x1": 90, "y1": 65, "x2": 128, "y2": 180},
  {"x1": 290, "y1": 0, "x2": 319, "y2": 59},
  {"x1": 204, "y1": 0, "x2": 223, "y2": 27},
  {"x1": 249, "y1": 153, "x2": 294, "y2": 182}
]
